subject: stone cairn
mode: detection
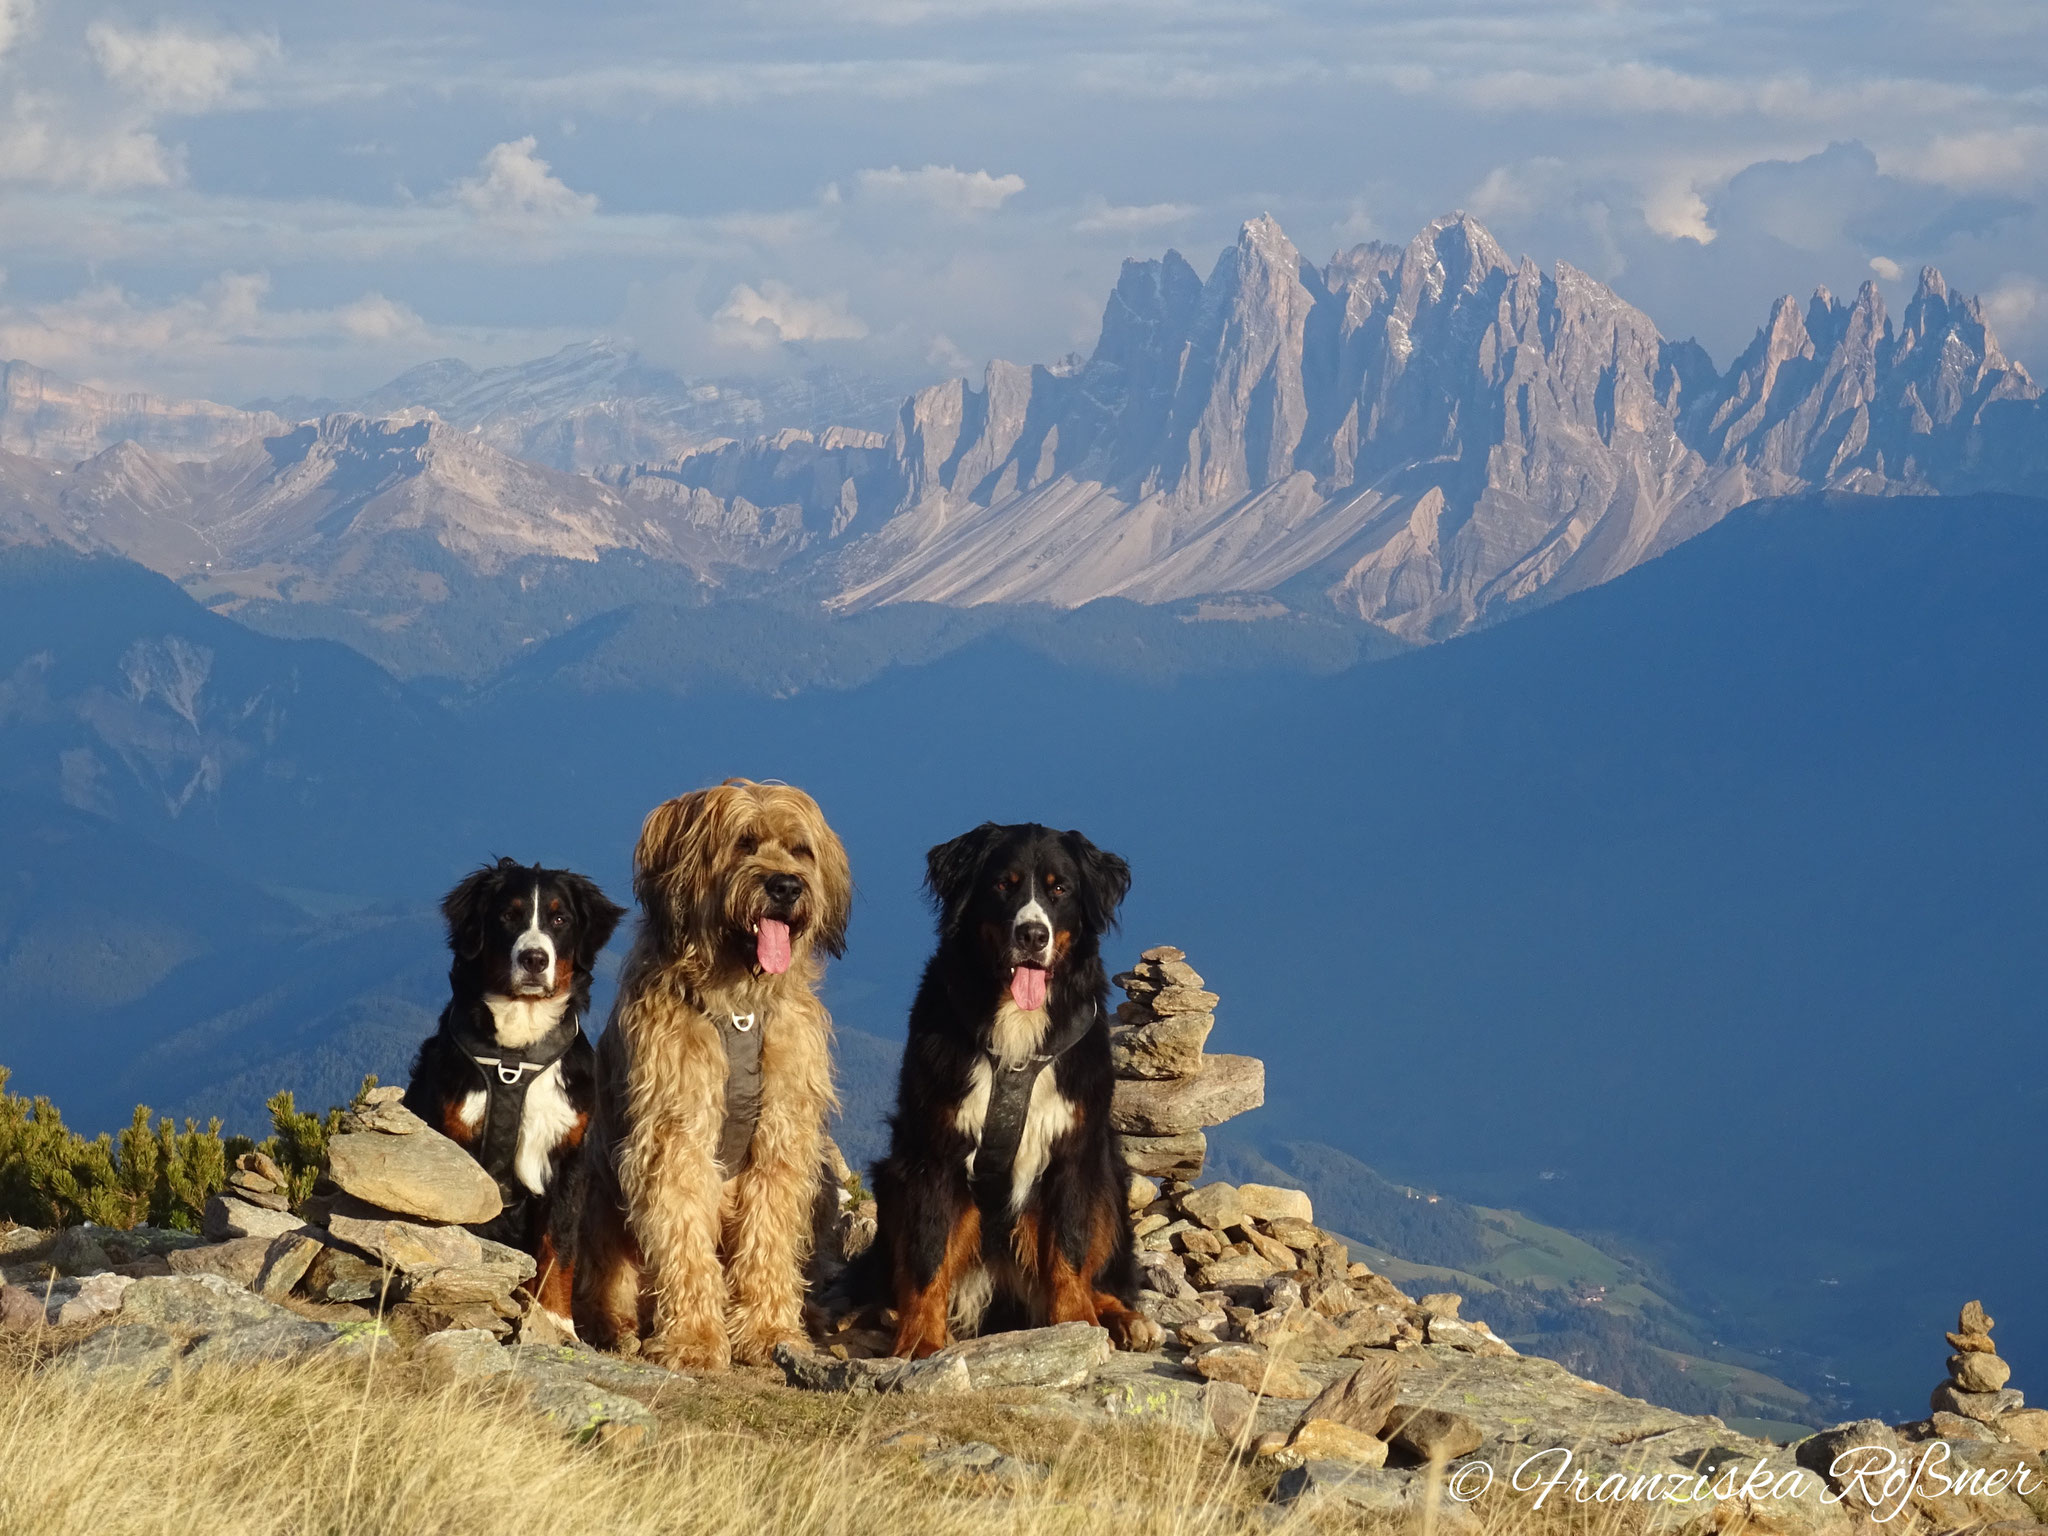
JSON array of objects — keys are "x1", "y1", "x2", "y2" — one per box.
[
  {"x1": 188, "y1": 1084, "x2": 543, "y2": 1339},
  {"x1": 1925, "y1": 1299, "x2": 2048, "y2": 1449},
  {"x1": 1109, "y1": 946, "x2": 1263, "y2": 1182},
  {"x1": 289, "y1": 1085, "x2": 540, "y2": 1340}
]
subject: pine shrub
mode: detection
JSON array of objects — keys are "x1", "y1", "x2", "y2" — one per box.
[{"x1": 0, "y1": 1066, "x2": 373, "y2": 1232}]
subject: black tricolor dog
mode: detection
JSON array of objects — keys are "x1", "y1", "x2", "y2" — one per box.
[
  {"x1": 867, "y1": 822, "x2": 1160, "y2": 1357},
  {"x1": 404, "y1": 856, "x2": 624, "y2": 1330}
]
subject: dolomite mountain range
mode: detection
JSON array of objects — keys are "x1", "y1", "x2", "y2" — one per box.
[{"x1": 0, "y1": 211, "x2": 2040, "y2": 646}]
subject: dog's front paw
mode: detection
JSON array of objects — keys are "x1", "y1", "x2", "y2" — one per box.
[
  {"x1": 644, "y1": 1326, "x2": 731, "y2": 1372},
  {"x1": 1106, "y1": 1309, "x2": 1164, "y2": 1353},
  {"x1": 730, "y1": 1329, "x2": 800, "y2": 1368}
]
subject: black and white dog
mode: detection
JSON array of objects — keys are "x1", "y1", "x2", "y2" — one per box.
[
  {"x1": 404, "y1": 856, "x2": 624, "y2": 1327},
  {"x1": 866, "y1": 822, "x2": 1161, "y2": 1358}
]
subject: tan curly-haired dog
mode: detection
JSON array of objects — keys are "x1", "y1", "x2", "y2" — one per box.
[{"x1": 574, "y1": 779, "x2": 851, "y2": 1368}]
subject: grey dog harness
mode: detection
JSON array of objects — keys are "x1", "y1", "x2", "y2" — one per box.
[
  {"x1": 715, "y1": 1010, "x2": 765, "y2": 1176},
  {"x1": 969, "y1": 1003, "x2": 1096, "y2": 1212}
]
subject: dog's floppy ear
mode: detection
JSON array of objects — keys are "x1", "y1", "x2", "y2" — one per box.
[
  {"x1": 1061, "y1": 829, "x2": 1131, "y2": 936},
  {"x1": 924, "y1": 822, "x2": 1004, "y2": 934},
  {"x1": 558, "y1": 871, "x2": 626, "y2": 971},
  {"x1": 807, "y1": 818, "x2": 853, "y2": 960},
  {"x1": 441, "y1": 863, "x2": 503, "y2": 961}
]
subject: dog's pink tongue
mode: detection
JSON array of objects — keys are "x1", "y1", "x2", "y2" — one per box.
[
  {"x1": 757, "y1": 919, "x2": 792, "y2": 975},
  {"x1": 1010, "y1": 965, "x2": 1048, "y2": 1011}
]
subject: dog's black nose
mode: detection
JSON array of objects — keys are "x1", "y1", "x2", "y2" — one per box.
[
  {"x1": 764, "y1": 873, "x2": 803, "y2": 909},
  {"x1": 1015, "y1": 919, "x2": 1050, "y2": 954},
  {"x1": 517, "y1": 947, "x2": 550, "y2": 976}
]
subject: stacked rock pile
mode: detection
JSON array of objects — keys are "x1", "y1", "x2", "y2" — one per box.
[
  {"x1": 292, "y1": 1086, "x2": 537, "y2": 1339},
  {"x1": 1124, "y1": 1174, "x2": 1515, "y2": 1404},
  {"x1": 1923, "y1": 1299, "x2": 2048, "y2": 1449},
  {"x1": 1109, "y1": 947, "x2": 1263, "y2": 1181},
  {"x1": 205, "y1": 1150, "x2": 303, "y2": 1241}
]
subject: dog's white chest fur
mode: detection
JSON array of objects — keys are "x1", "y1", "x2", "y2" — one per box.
[
  {"x1": 952, "y1": 999, "x2": 1077, "y2": 1215},
  {"x1": 454, "y1": 1059, "x2": 578, "y2": 1197},
  {"x1": 483, "y1": 991, "x2": 571, "y2": 1049}
]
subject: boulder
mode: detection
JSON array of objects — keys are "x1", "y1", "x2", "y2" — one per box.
[
  {"x1": 518, "y1": 1370, "x2": 660, "y2": 1444},
  {"x1": 181, "y1": 1312, "x2": 339, "y2": 1369},
  {"x1": 1294, "y1": 1356, "x2": 1402, "y2": 1437},
  {"x1": 418, "y1": 1327, "x2": 514, "y2": 1383},
  {"x1": 920, "y1": 1441, "x2": 1048, "y2": 1489},
  {"x1": 46, "y1": 1227, "x2": 112, "y2": 1276},
  {"x1": 1383, "y1": 1406, "x2": 1484, "y2": 1463},
  {"x1": 1147, "y1": 985, "x2": 1221, "y2": 1016},
  {"x1": 121, "y1": 1273, "x2": 289, "y2": 1333},
  {"x1": 1274, "y1": 1463, "x2": 1480, "y2": 1533},
  {"x1": 1997, "y1": 1408, "x2": 2048, "y2": 1451},
  {"x1": 1108, "y1": 1013, "x2": 1213, "y2": 1078},
  {"x1": 1179, "y1": 1183, "x2": 1244, "y2": 1231},
  {"x1": 324, "y1": 1207, "x2": 533, "y2": 1303},
  {"x1": 927, "y1": 1322, "x2": 1113, "y2": 1390},
  {"x1": 168, "y1": 1236, "x2": 275, "y2": 1288},
  {"x1": 1118, "y1": 1131, "x2": 1206, "y2": 1180},
  {"x1": 1286, "y1": 1419, "x2": 1389, "y2": 1466},
  {"x1": 324, "y1": 1109, "x2": 502, "y2": 1225},
  {"x1": 1190, "y1": 1344, "x2": 1319, "y2": 1399},
  {"x1": 1951, "y1": 1351, "x2": 2013, "y2": 1393},
  {"x1": 0, "y1": 1285, "x2": 43, "y2": 1332},
  {"x1": 46, "y1": 1324, "x2": 184, "y2": 1387},
  {"x1": 1203, "y1": 1379, "x2": 1257, "y2": 1448},
  {"x1": 1426, "y1": 1316, "x2": 1516, "y2": 1356},
  {"x1": 1194, "y1": 1252, "x2": 1278, "y2": 1289},
  {"x1": 1931, "y1": 1383, "x2": 2024, "y2": 1421},
  {"x1": 1417, "y1": 1292, "x2": 1462, "y2": 1320},
  {"x1": 1236, "y1": 1184, "x2": 1313, "y2": 1224},
  {"x1": 254, "y1": 1233, "x2": 325, "y2": 1302},
  {"x1": 1110, "y1": 1055, "x2": 1264, "y2": 1136},
  {"x1": 203, "y1": 1195, "x2": 305, "y2": 1244}
]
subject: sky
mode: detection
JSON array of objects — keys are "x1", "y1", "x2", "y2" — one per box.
[{"x1": 0, "y1": 0, "x2": 2041, "y2": 405}]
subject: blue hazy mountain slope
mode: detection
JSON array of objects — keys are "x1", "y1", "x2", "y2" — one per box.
[{"x1": 2, "y1": 491, "x2": 2045, "y2": 1420}]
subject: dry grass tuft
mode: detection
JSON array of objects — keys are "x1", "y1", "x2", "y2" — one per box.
[{"x1": 0, "y1": 1340, "x2": 1726, "y2": 1536}]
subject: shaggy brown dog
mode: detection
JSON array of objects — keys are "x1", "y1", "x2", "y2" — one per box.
[{"x1": 573, "y1": 779, "x2": 852, "y2": 1368}]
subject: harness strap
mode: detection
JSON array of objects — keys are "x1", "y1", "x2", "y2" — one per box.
[
  {"x1": 448, "y1": 1006, "x2": 580, "y2": 1204},
  {"x1": 970, "y1": 1003, "x2": 1096, "y2": 1211},
  {"x1": 715, "y1": 1011, "x2": 765, "y2": 1177}
]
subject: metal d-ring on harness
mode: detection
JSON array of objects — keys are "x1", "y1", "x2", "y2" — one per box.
[
  {"x1": 969, "y1": 1002, "x2": 1096, "y2": 1212},
  {"x1": 451, "y1": 1010, "x2": 582, "y2": 1206}
]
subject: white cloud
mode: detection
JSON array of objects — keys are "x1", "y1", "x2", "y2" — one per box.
[
  {"x1": 1982, "y1": 274, "x2": 2043, "y2": 330},
  {"x1": 1467, "y1": 159, "x2": 1568, "y2": 224},
  {"x1": 1869, "y1": 255, "x2": 1904, "y2": 280},
  {"x1": 0, "y1": 94, "x2": 176, "y2": 190},
  {"x1": 85, "y1": 22, "x2": 277, "y2": 113},
  {"x1": 855, "y1": 163, "x2": 1025, "y2": 215},
  {"x1": 1071, "y1": 196, "x2": 1197, "y2": 235},
  {"x1": 713, "y1": 280, "x2": 869, "y2": 347},
  {"x1": 0, "y1": 0, "x2": 32, "y2": 62},
  {"x1": 1889, "y1": 124, "x2": 2048, "y2": 191},
  {"x1": 1642, "y1": 180, "x2": 1716, "y2": 245},
  {"x1": 0, "y1": 272, "x2": 435, "y2": 396},
  {"x1": 452, "y1": 136, "x2": 598, "y2": 223}
]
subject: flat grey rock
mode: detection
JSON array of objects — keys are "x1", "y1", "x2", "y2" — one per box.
[
  {"x1": 47, "y1": 1324, "x2": 185, "y2": 1387},
  {"x1": 203, "y1": 1195, "x2": 306, "y2": 1244},
  {"x1": 325, "y1": 1111, "x2": 503, "y2": 1225},
  {"x1": 921, "y1": 1441, "x2": 1048, "y2": 1489},
  {"x1": 519, "y1": 1371, "x2": 660, "y2": 1443},
  {"x1": 120, "y1": 1273, "x2": 295, "y2": 1333},
  {"x1": 419, "y1": 1328, "x2": 514, "y2": 1383},
  {"x1": 181, "y1": 1313, "x2": 339, "y2": 1368}
]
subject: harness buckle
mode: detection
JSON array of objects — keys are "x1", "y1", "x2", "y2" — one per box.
[
  {"x1": 729, "y1": 1012, "x2": 756, "y2": 1033},
  {"x1": 496, "y1": 1062, "x2": 526, "y2": 1085}
]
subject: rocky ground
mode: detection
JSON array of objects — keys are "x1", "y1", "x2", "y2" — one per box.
[{"x1": 6, "y1": 958, "x2": 2046, "y2": 1532}]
